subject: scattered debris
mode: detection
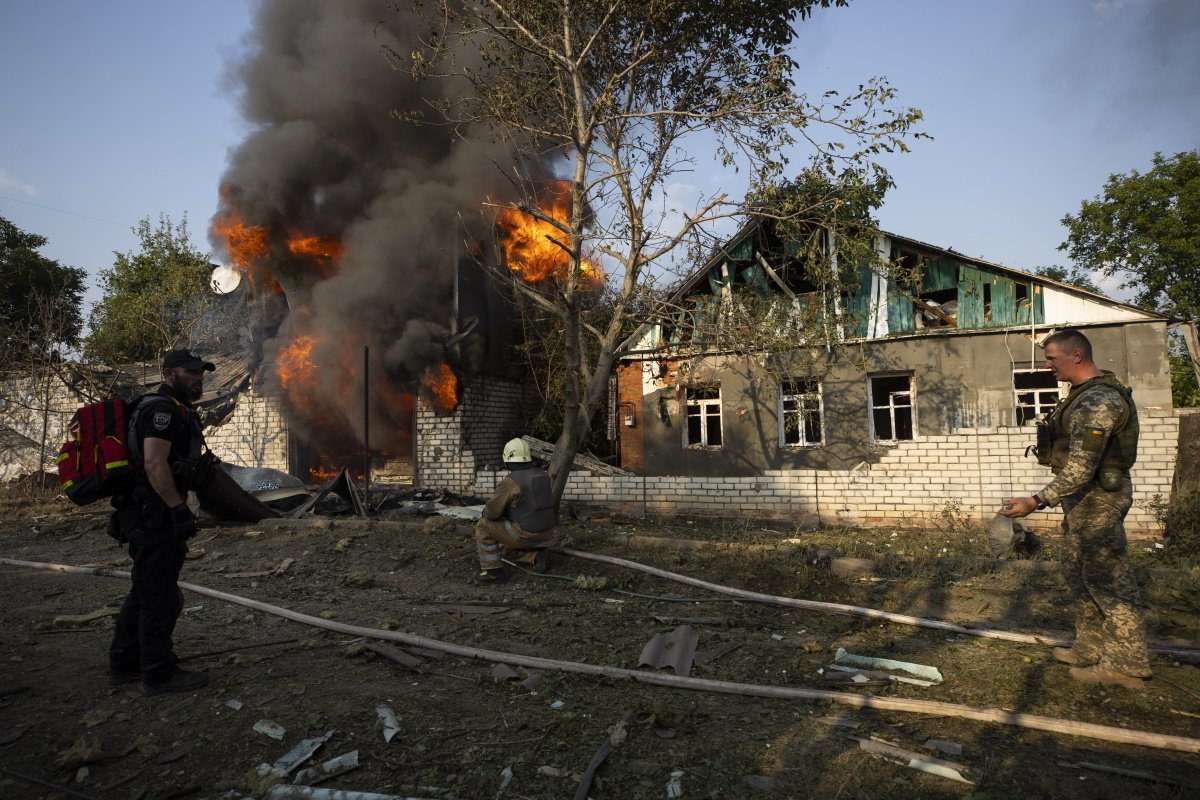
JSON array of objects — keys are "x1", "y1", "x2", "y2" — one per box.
[
  {"x1": 258, "y1": 730, "x2": 335, "y2": 780},
  {"x1": 155, "y1": 741, "x2": 195, "y2": 764},
  {"x1": 519, "y1": 672, "x2": 543, "y2": 692},
  {"x1": 550, "y1": 700, "x2": 565, "y2": 710},
  {"x1": 376, "y1": 705, "x2": 399, "y2": 743},
  {"x1": 537, "y1": 765, "x2": 572, "y2": 778},
  {"x1": 367, "y1": 642, "x2": 427, "y2": 674},
  {"x1": 574, "y1": 710, "x2": 636, "y2": 800},
  {"x1": 254, "y1": 720, "x2": 286, "y2": 741},
  {"x1": 815, "y1": 715, "x2": 860, "y2": 729},
  {"x1": 666, "y1": 768, "x2": 685, "y2": 798},
  {"x1": 638, "y1": 626, "x2": 699, "y2": 677},
  {"x1": 226, "y1": 699, "x2": 244, "y2": 711},
  {"x1": 824, "y1": 664, "x2": 929, "y2": 687},
  {"x1": 433, "y1": 505, "x2": 484, "y2": 521},
  {"x1": 223, "y1": 558, "x2": 296, "y2": 579},
  {"x1": 493, "y1": 765, "x2": 513, "y2": 799},
  {"x1": 924, "y1": 739, "x2": 963, "y2": 757},
  {"x1": 856, "y1": 737, "x2": 973, "y2": 784},
  {"x1": 292, "y1": 750, "x2": 359, "y2": 785},
  {"x1": 41, "y1": 606, "x2": 119, "y2": 629},
  {"x1": 490, "y1": 663, "x2": 520, "y2": 683},
  {"x1": 833, "y1": 648, "x2": 943, "y2": 684}
]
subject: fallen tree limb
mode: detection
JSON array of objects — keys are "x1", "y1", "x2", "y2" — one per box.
[
  {"x1": 4, "y1": 557, "x2": 1200, "y2": 755},
  {"x1": 556, "y1": 548, "x2": 1200, "y2": 659}
]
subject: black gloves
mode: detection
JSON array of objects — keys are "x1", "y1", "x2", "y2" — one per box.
[{"x1": 170, "y1": 503, "x2": 197, "y2": 539}]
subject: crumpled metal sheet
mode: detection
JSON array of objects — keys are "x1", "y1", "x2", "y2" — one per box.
[{"x1": 638, "y1": 626, "x2": 699, "y2": 677}]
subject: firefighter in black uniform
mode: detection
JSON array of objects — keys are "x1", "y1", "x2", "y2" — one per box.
[{"x1": 108, "y1": 349, "x2": 215, "y2": 695}]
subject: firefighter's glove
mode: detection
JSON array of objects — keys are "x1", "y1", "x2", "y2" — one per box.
[{"x1": 170, "y1": 503, "x2": 197, "y2": 540}]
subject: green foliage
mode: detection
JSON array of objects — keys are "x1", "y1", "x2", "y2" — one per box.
[
  {"x1": 0, "y1": 216, "x2": 87, "y2": 365},
  {"x1": 1059, "y1": 150, "x2": 1200, "y2": 322},
  {"x1": 1032, "y1": 264, "x2": 1102, "y2": 294},
  {"x1": 1170, "y1": 342, "x2": 1199, "y2": 407},
  {"x1": 85, "y1": 214, "x2": 214, "y2": 365},
  {"x1": 1164, "y1": 490, "x2": 1200, "y2": 565}
]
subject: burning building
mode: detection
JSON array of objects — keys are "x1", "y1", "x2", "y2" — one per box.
[{"x1": 203, "y1": 0, "x2": 546, "y2": 490}]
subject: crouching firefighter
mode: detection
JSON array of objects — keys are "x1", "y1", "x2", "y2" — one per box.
[
  {"x1": 472, "y1": 438, "x2": 557, "y2": 585},
  {"x1": 108, "y1": 349, "x2": 219, "y2": 695}
]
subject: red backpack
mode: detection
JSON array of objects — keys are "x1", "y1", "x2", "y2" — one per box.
[{"x1": 57, "y1": 398, "x2": 138, "y2": 506}]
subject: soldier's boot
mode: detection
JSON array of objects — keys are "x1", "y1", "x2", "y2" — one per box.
[
  {"x1": 1067, "y1": 666, "x2": 1144, "y2": 690},
  {"x1": 1052, "y1": 647, "x2": 1096, "y2": 666}
]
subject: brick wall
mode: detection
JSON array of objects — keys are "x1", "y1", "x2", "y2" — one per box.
[
  {"x1": 416, "y1": 375, "x2": 530, "y2": 495},
  {"x1": 204, "y1": 389, "x2": 290, "y2": 470},
  {"x1": 615, "y1": 362, "x2": 645, "y2": 473},
  {"x1": 462, "y1": 409, "x2": 1186, "y2": 534}
]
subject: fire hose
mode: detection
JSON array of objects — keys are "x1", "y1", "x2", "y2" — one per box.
[{"x1": 2, "y1": 556, "x2": 1200, "y2": 755}]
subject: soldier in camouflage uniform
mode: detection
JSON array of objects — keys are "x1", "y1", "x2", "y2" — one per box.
[{"x1": 1001, "y1": 328, "x2": 1151, "y2": 689}]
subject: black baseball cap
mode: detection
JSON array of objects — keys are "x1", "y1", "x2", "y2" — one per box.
[{"x1": 162, "y1": 348, "x2": 216, "y2": 372}]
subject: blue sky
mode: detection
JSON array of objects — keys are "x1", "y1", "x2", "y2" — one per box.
[{"x1": 2, "y1": 0, "x2": 1197, "y2": 313}]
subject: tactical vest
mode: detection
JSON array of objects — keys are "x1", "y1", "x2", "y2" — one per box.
[
  {"x1": 1044, "y1": 373, "x2": 1138, "y2": 487},
  {"x1": 128, "y1": 394, "x2": 205, "y2": 493},
  {"x1": 508, "y1": 467, "x2": 556, "y2": 533}
]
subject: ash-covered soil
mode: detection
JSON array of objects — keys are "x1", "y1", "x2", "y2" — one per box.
[{"x1": 1, "y1": 493, "x2": 1198, "y2": 799}]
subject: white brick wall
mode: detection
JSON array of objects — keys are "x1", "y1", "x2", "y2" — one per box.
[
  {"x1": 459, "y1": 412, "x2": 1185, "y2": 534},
  {"x1": 205, "y1": 389, "x2": 290, "y2": 470}
]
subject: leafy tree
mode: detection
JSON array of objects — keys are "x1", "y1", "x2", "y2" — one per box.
[
  {"x1": 0, "y1": 215, "x2": 86, "y2": 366},
  {"x1": 1059, "y1": 150, "x2": 1200, "y2": 322},
  {"x1": 1033, "y1": 264, "x2": 1101, "y2": 295},
  {"x1": 404, "y1": 0, "x2": 924, "y2": 505},
  {"x1": 86, "y1": 214, "x2": 215, "y2": 364}
]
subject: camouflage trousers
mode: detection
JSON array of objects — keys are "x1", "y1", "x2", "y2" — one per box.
[
  {"x1": 1061, "y1": 482, "x2": 1152, "y2": 677},
  {"x1": 474, "y1": 517, "x2": 554, "y2": 570}
]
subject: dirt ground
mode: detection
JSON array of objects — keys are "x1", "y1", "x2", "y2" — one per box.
[{"x1": 1, "y1": 489, "x2": 1199, "y2": 800}]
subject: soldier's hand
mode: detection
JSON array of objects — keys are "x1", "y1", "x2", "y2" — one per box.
[
  {"x1": 1000, "y1": 497, "x2": 1037, "y2": 518},
  {"x1": 170, "y1": 503, "x2": 197, "y2": 539}
]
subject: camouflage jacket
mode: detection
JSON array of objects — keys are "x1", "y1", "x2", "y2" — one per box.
[{"x1": 1039, "y1": 378, "x2": 1138, "y2": 507}]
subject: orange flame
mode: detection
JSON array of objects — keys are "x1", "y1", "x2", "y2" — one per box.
[
  {"x1": 211, "y1": 204, "x2": 280, "y2": 291},
  {"x1": 287, "y1": 234, "x2": 344, "y2": 262},
  {"x1": 421, "y1": 361, "x2": 459, "y2": 414},
  {"x1": 496, "y1": 181, "x2": 603, "y2": 286},
  {"x1": 276, "y1": 334, "x2": 318, "y2": 393}
]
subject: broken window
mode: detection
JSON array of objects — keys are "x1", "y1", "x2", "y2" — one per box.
[
  {"x1": 780, "y1": 379, "x2": 823, "y2": 447},
  {"x1": 869, "y1": 374, "x2": 914, "y2": 443},
  {"x1": 684, "y1": 385, "x2": 722, "y2": 448},
  {"x1": 1013, "y1": 369, "x2": 1063, "y2": 425}
]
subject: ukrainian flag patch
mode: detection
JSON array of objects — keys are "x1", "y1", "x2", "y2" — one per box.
[{"x1": 1082, "y1": 426, "x2": 1106, "y2": 452}]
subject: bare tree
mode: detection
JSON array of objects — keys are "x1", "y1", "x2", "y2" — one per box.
[{"x1": 403, "y1": 0, "x2": 925, "y2": 504}]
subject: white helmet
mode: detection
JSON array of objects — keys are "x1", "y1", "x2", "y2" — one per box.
[{"x1": 502, "y1": 437, "x2": 532, "y2": 463}]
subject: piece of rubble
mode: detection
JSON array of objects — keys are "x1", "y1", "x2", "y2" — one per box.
[
  {"x1": 833, "y1": 648, "x2": 943, "y2": 684},
  {"x1": 856, "y1": 738, "x2": 972, "y2": 784},
  {"x1": 292, "y1": 750, "x2": 359, "y2": 785},
  {"x1": 376, "y1": 705, "x2": 399, "y2": 743},
  {"x1": 638, "y1": 626, "x2": 699, "y2": 677},
  {"x1": 254, "y1": 720, "x2": 286, "y2": 741}
]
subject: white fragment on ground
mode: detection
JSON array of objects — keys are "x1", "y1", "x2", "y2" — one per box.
[
  {"x1": 376, "y1": 705, "x2": 399, "y2": 743},
  {"x1": 253, "y1": 720, "x2": 286, "y2": 740},
  {"x1": 226, "y1": 699, "x2": 243, "y2": 711},
  {"x1": 549, "y1": 700, "x2": 565, "y2": 710},
  {"x1": 666, "y1": 769, "x2": 685, "y2": 798}
]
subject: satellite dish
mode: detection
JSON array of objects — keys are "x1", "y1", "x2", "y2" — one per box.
[{"x1": 211, "y1": 264, "x2": 242, "y2": 294}]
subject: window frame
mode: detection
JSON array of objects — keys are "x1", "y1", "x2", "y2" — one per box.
[
  {"x1": 1013, "y1": 368, "x2": 1065, "y2": 426},
  {"x1": 683, "y1": 384, "x2": 723, "y2": 449},
  {"x1": 868, "y1": 372, "x2": 916, "y2": 444},
  {"x1": 779, "y1": 378, "x2": 824, "y2": 448}
]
